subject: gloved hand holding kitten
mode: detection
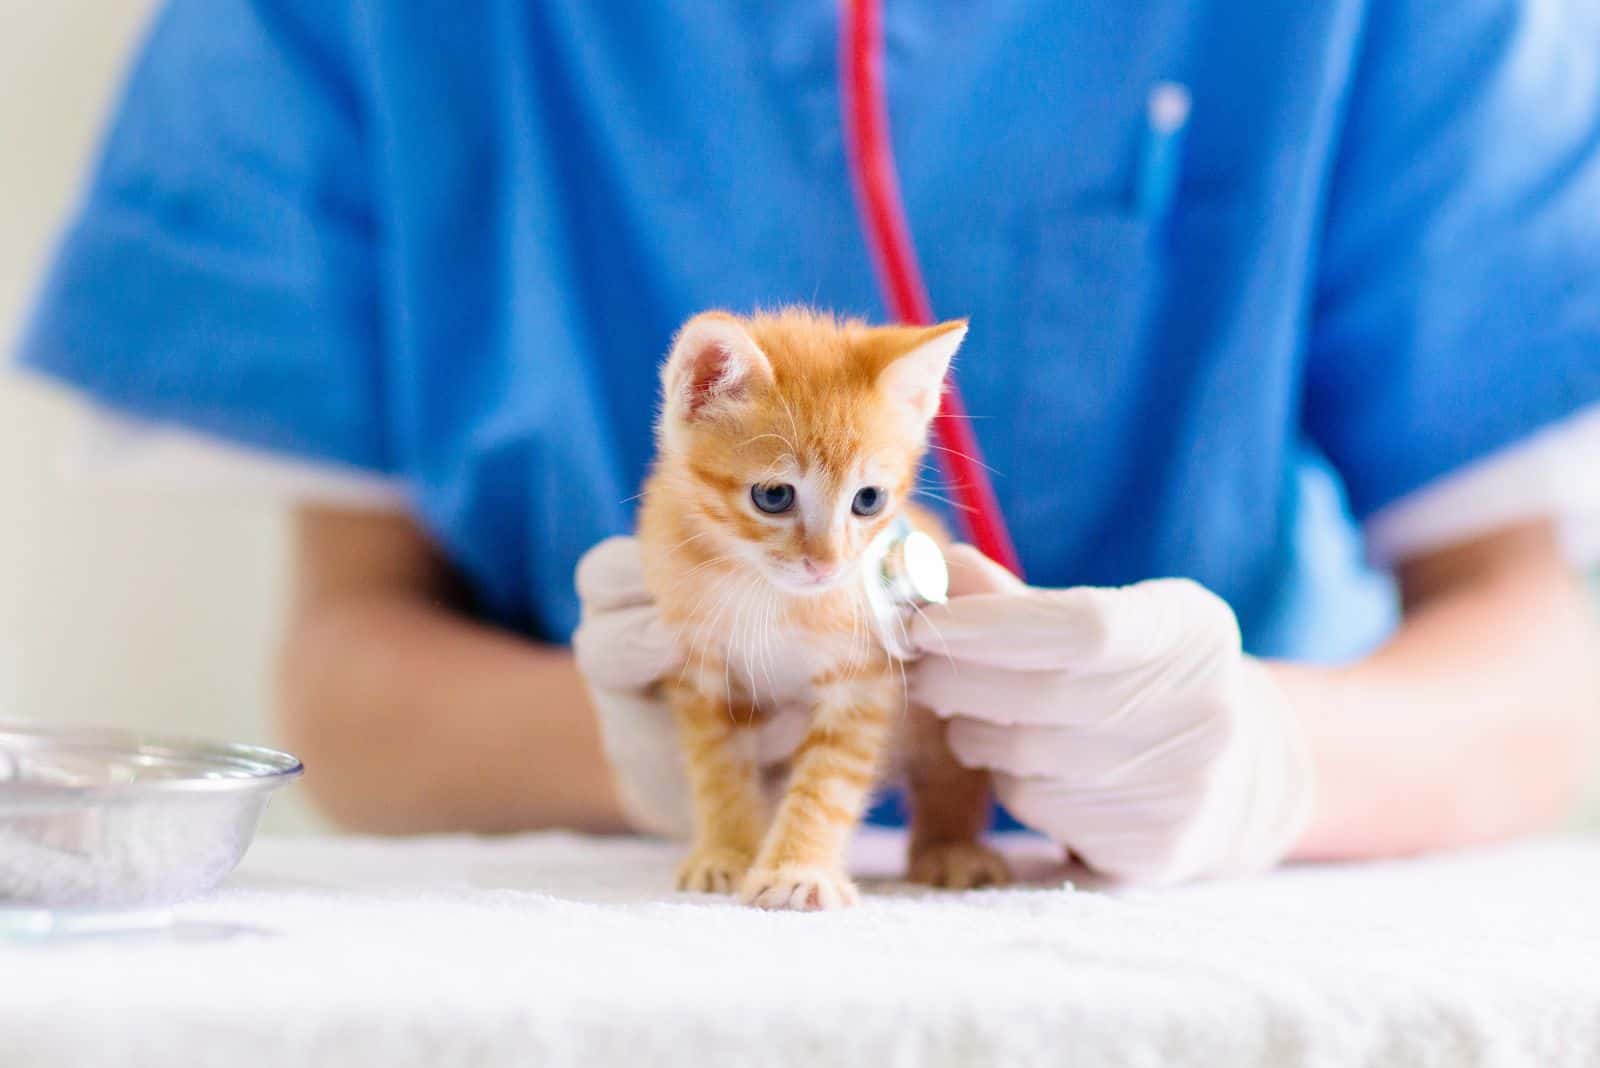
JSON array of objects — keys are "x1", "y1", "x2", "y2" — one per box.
[
  {"x1": 909, "y1": 545, "x2": 1315, "y2": 886},
  {"x1": 575, "y1": 534, "x2": 1316, "y2": 885}
]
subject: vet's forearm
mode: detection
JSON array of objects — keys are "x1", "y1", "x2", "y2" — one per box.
[
  {"x1": 276, "y1": 595, "x2": 628, "y2": 835},
  {"x1": 1278, "y1": 525, "x2": 1600, "y2": 860}
]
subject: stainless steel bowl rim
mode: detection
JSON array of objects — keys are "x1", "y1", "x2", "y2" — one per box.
[{"x1": 0, "y1": 722, "x2": 303, "y2": 810}]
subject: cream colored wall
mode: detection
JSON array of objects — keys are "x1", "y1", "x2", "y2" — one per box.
[{"x1": 0, "y1": 1, "x2": 318, "y2": 832}]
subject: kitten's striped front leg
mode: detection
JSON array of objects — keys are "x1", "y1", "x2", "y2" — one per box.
[
  {"x1": 669, "y1": 671, "x2": 768, "y2": 894},
  {"x1": 741, "y1": 665, "x2": 896, "y2": 910}
]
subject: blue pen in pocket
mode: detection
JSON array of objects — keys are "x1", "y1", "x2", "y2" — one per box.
[{"x1": 1135, "y1": 81, "x2": 1192, "y2": 221}]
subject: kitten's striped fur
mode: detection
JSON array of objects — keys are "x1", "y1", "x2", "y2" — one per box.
[{"x1": 638, "y1": 308, "x2": 1010, "y2": 909}]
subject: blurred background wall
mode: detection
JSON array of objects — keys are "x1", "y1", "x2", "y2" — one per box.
[{"x1": 0, "y1": 1, "x2": 317, "y2": 831}]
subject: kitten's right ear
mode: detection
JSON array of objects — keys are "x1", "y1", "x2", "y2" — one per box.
[{"x1": 661, "y1": 312, "x2": 772, "y2": 426}]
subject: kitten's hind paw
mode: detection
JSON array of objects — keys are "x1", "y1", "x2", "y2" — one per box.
[
  {"x1": 908, "y1": 841, "x2": 1013, "y2": 890},
  {"x1": 740, "y1": 866, "x2": 859, "y2": 911},
  {"x1": 676, "y1": 848, "x2": 753, "y2": 894}
]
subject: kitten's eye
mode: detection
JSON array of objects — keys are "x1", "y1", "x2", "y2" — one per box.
[
  {"x1": 751, "y1": 483, "x2": 797, "y2": 514},
  {"x1": 851, "y1": 486, "x2": 886, "y2": 517}
]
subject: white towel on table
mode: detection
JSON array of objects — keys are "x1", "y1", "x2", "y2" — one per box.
[{"x1": 4, "y1": 829, "x2": 1599, "y2": 1067}]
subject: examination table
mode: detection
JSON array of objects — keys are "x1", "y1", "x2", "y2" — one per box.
[{"x1": 6, "y1": 829, "x2": 1598, "y2": 1066}]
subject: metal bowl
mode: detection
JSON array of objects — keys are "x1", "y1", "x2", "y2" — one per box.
[{"x1": 0, "y1": 722, "x2": 302, "y2": 909}]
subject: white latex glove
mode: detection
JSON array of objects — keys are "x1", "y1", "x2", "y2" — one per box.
[
  {"x1": 909, "y1": 547, "x2": 1315, "y2": 885},
  {"x1": 572, "y1": 537, "x2": 808, "y2": 837}
]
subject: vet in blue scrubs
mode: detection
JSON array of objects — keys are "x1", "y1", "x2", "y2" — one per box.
[{"x1": 19, "y1": 1, "x2": 1600, "y2": 662}]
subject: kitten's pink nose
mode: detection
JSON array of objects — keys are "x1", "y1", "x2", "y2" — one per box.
[{"x1": 803, "y1": 558, "x2": 839, "y2": 582}]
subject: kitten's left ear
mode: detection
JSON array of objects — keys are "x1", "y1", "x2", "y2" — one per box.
[
  {"x1": 874, "y1": 319, "x2": 968, "y2": 430},
  {"x1": 661, "y1": 311, "x2": 773, "y2": 426}
]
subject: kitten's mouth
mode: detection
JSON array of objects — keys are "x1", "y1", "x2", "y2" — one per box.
[{"x1": 763, "y1": 566, "x2": 854, "y2": 597}]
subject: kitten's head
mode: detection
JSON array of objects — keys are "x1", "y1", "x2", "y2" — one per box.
[{"x1": 655, "y1": 308, "x2": 966, "y2": 596}]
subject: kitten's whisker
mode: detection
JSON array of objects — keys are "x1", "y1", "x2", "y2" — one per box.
[
  {"x1": 696, "y1": 574, "x2": 742, "y2": 653},
  {"x1": 669, "y1": 560, "x2": 733, "y2": 593},
  {"x1": 738, "y1": 585, "x2": 765, "y2": 709},
  {"x1": 755, "y1": 593, "x2": 773, "y2": 706},
  {"x1": 726, "y1": 589, "x2": 748, "y2": 719},
  {"x1": 752, "y1": 594, "x2": 768, "y2": 701},
  {"x1": 739, "y1": 433, "x2": 795, "y2": 453},
  {"x1": 892, "y1": 649, "x2": 910, "y2": 722},
  {"x1": 913, "y1": 489, "x2": 978, "y2": 515},
  {"x1": 758, "y1": 590, "x2": 779, "y2": 699},
  {"x1": 677, "y1": 575, "x2": 727, "y2": 629},
  {"x1": 671, "y1": 573, "x2": 734, "y2": 625},
  {"x1": 663, "y1": 528, "x2": 716, "y2": 555},
  {"x1": 677, "y1": 572, "x2": 741, "y2": 688},
  {"x1": 777, "y1": 394, "x2": 803, "y2": 457},
  {"x1": 907, "y1": 600, "x2": 955, "y2": 668},
  {"x1": 672, "y1": 554, "x2": 732, "y2": 584},
  {"x1": 665, "y1": 552, "x2": 741, "y2": 595},
  {"x1": 849, "y1": 591, "x2": 873, "y2": 676},
  {"x1": 925, "y1": 442, "x2": 1002, "y2": 477},
  {"x1": 699, "y1": 575, "x2": 752, "y2": 712}
]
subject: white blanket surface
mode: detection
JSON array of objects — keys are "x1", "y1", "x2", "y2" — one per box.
[{"x1": 4, "y1": 829, "x2": 1598, "y2": 1067}]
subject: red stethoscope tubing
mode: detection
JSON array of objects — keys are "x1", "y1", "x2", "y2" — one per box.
[{"x1": 839, "y1": 0, "x2": 1025, "y2": 577}]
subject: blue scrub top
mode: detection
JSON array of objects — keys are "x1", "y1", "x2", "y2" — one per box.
[{"x1": 18, "y1": 0, "x2": 1600, "y2": 662}]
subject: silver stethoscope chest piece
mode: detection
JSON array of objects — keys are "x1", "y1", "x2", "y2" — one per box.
[{"x1": 862, "y1": 516, "x2": 949, "y2": 661}]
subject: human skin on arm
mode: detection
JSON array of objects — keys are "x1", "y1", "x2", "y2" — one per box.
[
  {"x1": 275, "y1": 506, "x2": 631, "y2": 835},
  {"x1": 1284, "y1": 521, "x2": 1600, "y2": 860}
]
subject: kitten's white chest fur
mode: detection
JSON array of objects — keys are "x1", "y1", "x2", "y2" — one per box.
[
  {"x1": 676, "y1": 570, "x2": 909, "y2": 777},
  {"x1": 674, "y1": 569, "x2": 892, "y2": 714}
]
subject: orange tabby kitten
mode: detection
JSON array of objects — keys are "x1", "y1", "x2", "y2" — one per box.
[{"x1": 637, "y1": 307, "x2": 1012, "y2": 910}]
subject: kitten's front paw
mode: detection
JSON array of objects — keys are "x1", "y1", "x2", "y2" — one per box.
[
  {"x1": 908, "y1": 841, "x2": 1013, "y2": 890},
  {"x1": 739, "y1": 866, "x2": 859, "y2": 911},
  {"x1": 676, "y1": 848, "x2": 753, "y2": 894}
]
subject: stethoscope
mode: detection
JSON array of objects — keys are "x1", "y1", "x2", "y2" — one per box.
[{"x1": 842, "y1": 0, "x2": 1023, "y2": 657}]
